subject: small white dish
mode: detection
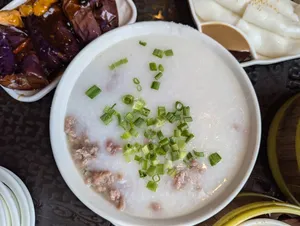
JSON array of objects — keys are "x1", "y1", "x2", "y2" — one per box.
[
  {"x1": 0, "y1": 167, "x2": 35, "y2": 226},
  {"x1": 0, "y1": 195, "x2": 11, "y2": 226},
  {"x1": 187, "y1": 0, "x2": 300, "y2": 67},
  {"x1": 0, "y1": 182, "x2": 20, "y2": 226},
  {"x1": 50, "y1": 21, "x2": 261, "y2": 226},
  {"x1": 0, "y1": 196, "x2": 8, "y2": 226},
  {"x1": 0, "y1": 168, "x2": 30, "y2": 226},
  {"x1": 0, "y1": 0, "x2": 137, "y2": 102},
  {"x1": 240, "y1": 218, "x2": 290, "y2": 226}
]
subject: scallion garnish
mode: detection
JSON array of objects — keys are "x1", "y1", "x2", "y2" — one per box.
[
  {"x1": 164, "y1": 49, "x2": 174, "y2": 56},
  {"x1": 162, "y1": 144, "x2": 172, "y2": 153},
  {"x1": 137, "y1": 85, "x2": 142, "y2": 91},
  {"x1": 178, "y1": 122, "x2": 188, "y2": 131},
  {"x1": 186, "y1": 134, "x2": 195, "y2": 143},
  {"x1": 142, "y1": 159, "x2": 148, "y2": 170},
  {"x1": 181, "y1": 130, "x2": 190, "y2": 137},
  {"x1": 109, "y1": 58, "x2": 128, "y2": 70},
  {"x1": 121, "y1": 131, "x2": 131, "y2": 140},
  {"x1": 129, "y1": 128, "x2": 139, "y2": 137},
  {"x1": 159, "y1": 137, "x2": 169, "y2": 146},
  {"x1": 152, "y1": 49, "x2": 164, "y2": 58},
  {"x1": 179, "y1": 151, "x2": 187, "y2": 159},
  {"x1": 139, "y1": 170, "x2": 147, "y2": 178},
  {"x1": 122, "y1": 94, "x2": 134, "y2": 105},
  {"x1": 146, "y1": 118, "x2": 157, "y2": 126},
  {"x1": 152, "y1": 174, "x2": 161, "y2": 182},
  {"x1": 134, "y1": 117, "x2": 145, "y2": 127},
  {"x1": 100, "y1": 113, "x2": 113, "y2": 125},
  {"x1": 156, "y1": 147, "x2": 166, "y2": 155},
  {"x1": 183, "y1": 106, "x2": 190, "y2": 116},
  {"x1": 125, "y1": 112, "x2": 134, "y2": 122},
  {"x1": 174, "y1": 129, "x2": 181, "y2": 137},
  {"x1": 146, "y1": 181, "x2": 158, "y2": 192},
  {"x1": 149, "y1": 62, "x2": 157, "y2": 71},
  {"x1": 85, "y1": 85, "x2": 101, "y2": 99},
  {"x1": 133, "y1": 78, "x2": 140, "y2": 84},
  {"x1": 158, "y1": 64, "x2": 164, "y2": 72},
  {"x1": 167, "y1": 168, "x2": 177, "y2": 177},
  {"x1": 157, "y1": 106, "x2": 166, "y2": 117},
  {"x1": 171, "y1": 151, "x2": 180, "y2": 161},
  {"x1": 184, "y1": 116, "x2": 193, "y2": 122},
  {"x1": 154, "y1": 72, "x2": 163, "y2": 80},
  {"x1": 175, "y1": 101, "x2": 184, "y2": 110},
  {"x1": 156, "y1": 164, "x2": 164, "y2": 175},
  {"x1": 139, "y1": 41, "x2": 147, "y2": 46},
  {"x1": 133, "y1": 99, "x2": 146, "y2": 111},
  {"x1": 147, "y1": 166, "x2": 156, "y2": 176},
  {"x1": 141, "y1": 107, "x2": 151, "y2": 117},
  {"x1": 144, "y1": 129, "x2": 156, "y2": 139},
  {"x1": 151, "y1": 81, "x2": 160, "y2": 90},
  {"x1": 209, "y1": 153, "x2": 222, "y2": 166},
  {"x1": 194, "y1": 150, "x2": 204, "y2": 157},
  {"x1": 157, "y1": 130, "x2": 164, "y2": 140},
  {"x1": 135, "y1": 155, "x2": 142, "y2": 162},
  {"x1": 186, "y1": 152, "x2": 193, "y2": 161}
]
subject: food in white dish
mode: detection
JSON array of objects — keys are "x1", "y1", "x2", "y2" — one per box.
[
  {"x1": 193, "y1": 0, "x2": 300, "y2": 58},
  {"x1": 64, "y1": 35, "x2": 250, "y2": 218}
]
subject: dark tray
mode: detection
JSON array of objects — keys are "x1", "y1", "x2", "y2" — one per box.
[{"x1": 1, "y1": 0, "x2": 300, "y2": 225}]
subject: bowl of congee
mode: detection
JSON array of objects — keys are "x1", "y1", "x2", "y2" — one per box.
[{"x1": 50, "y1": 22, "x2": 261, "y2": 226}]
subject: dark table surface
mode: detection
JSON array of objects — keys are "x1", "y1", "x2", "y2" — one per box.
[{"x1": 1, "y1": 0, "x2": 300, "y2": 225}]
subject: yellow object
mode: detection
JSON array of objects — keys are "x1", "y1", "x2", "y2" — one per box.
[
  {"x1": 33, "y1": 0, "x2": 57, "y2": 16},
  {"x1": 0, "y1": 10, "x2": 23, "y2": 27},
  {"x1": 19, "y1": 5, "x2": 33, "y2": 17},
  {"x1": 267, "y1": 93, "x2": 300, "y2": 206}
]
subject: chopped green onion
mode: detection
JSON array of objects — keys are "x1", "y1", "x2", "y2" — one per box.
[
  {"x1": 171, "y1": 151, "x2": 180, "y2": 161},
  {"x1": 169, "y1": 137, "x2": 176, "y2": 144},
  {"x1": 100, "y1": 113, "x2": 113, "y2": 125},
  {"x1": 157, "y1": 130, "x2": 164, "y2": 140},
  {"x1": 133, "y1": 78, "x2": 140, "y2": 84},
  {"x1": 164, "y1": 160, "x2": 173, "y2": 169},
  {"x1": 186, "y1": 134, "x2": 195, "y2": 143},
  {"x1": 152, "y1": 175, "x2": 161, "y2": 182},
  {"x1": 109, "y1": 58, "x2": 128, "y2": 70},
  {"x1": 157, "y1": 106, "x2": 166, "y2": 117},
  {"x1": 147, "y1": 166, "x2": 156, "y2": 176},
  {"x1": 124, "y1": 155, "x2": 131, "y2": 162},
  {"x1": 174, "y1": 129, "x2": 181, "y2": 137},
  {"x1": 144, "y1": 129, "x2": 156, "y2": 139},
  {"x1": 178, "y1": 122, "x2": 188, "y2": 131},
  {"x1": 139, "y1": 170, "x2": 147, "y2": 178},
  {"x1": 129, "y1": 128, "x2": 139, "y2": 137},
  {"x1": 155, "y1": 147, "x2": 166, "y2": 155},
  {"x1": 158, "y1": 64, "x2": 164, "y2": 72},
  {"x1": 181, "y1": 130, "x2": 190, "y2": 137},
  {"x1": 186, "y1": 152, "x2": 193, "y2": 161},
  {"x1": 156, "y1": 164, "x2": 164, "y2": 175},
  {"x1": 177, "y1": 139, "x2": 186, "y2": 149},
  {"x1": 171, "y1": 143, "x2": 179, "y2": 151},
  {"x1": 151, "y1": 81, "x2": 160, "y2": 90},
  {"x1": 209, "y1": 153, "x2": 222, "y2": 166},
  {"x1": 141, "y1": 107, "x2": 151, "y2": 117},
  {"x1": 149, "y1": 153, "x2": 157, "y2": 161},
  {"x1": 175, "y1": 101, "x2": 184, "y2": 110},
  {"x1": 179, "y1": 151, "x2": 188, "y2": 159},
  {"x1": 146, "y1": 181, "x2": 158, "y2": 192},
  {"x1": 85, "y1": 85, "x2": 101, "y2": 99},
  {"x1": 142, "y1": 145, "x2": 150, "y2": 155},
  {"x1": 121, "y1": 131, "x2": 131, "y2": 140},
  {"x1": 149, "y1": 62, "x2": 157, "y2": 71},
  {"x1": 162, "y1": 144, "x2": 172, "y2": 153},
  {"x1": 159, "y1": 137, "x2": 169, "y2": 146},
  {"x1": 151, "y1": 160, "x2": 159, "y2": 166},
  {"x1": 122, "y1": 94, "x2": 134, "y2": 105},
  {"x1": 154, "y1": 72, "x2": 163, "y2": 80},
  {"x1": 147, "y1": 118, "x2": 157, "y2": 126},
  {"x1": 167, "y1": 168, "x2": 177, "y2": 177},
  {"x1": 125, "y1": 112, "x2": 135, "y2": 122},
  {"x1": 137, "y1": 84, "x2": 142, "y2": 91},
  {"x1": 194, "y1": 150, "x2": 204, "y2": 157},
  {"x1": 134, "y1": 155, "x2": 142, "y2": 162},
  {"x1": 148, "y1": 143, "x2": 156, "y2": 151},
  {"x1": 139, "y1": 41, "x2": 147, "y2": 46},
  {"x1": 168, "y1": 115, "x2": 177, "y2": 123},
  {"x1": 155, "y1": 117, "x2": 165, "y2": 127},
  {"x1": 183, "y1": 106, "x2": 190, "y2": 116},
  {"x1": 152, "y1": 49, "x2": 164, "y2": 58},
  {"x1": 142, "y1": 159, "x2": 148, "y2": 170},
  {"x1": 164, "y1": 49, "x2": 174, "y2": 56},
  {"x1": 133, "y1": 99, "x2": 146, "y2": 111},
  {"x1": 116, "y1": 113, "x2": 122, "y2": 124},
  {"x1": 134, "y1": 117, "x2": 145, "y2": 127},
  {"x1": 184, "y1": 116, "x2": 193, "y2": 122}
]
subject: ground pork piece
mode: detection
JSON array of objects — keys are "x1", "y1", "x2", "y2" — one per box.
[
  {"x1": 89, "y1": 171, "x2": 115, "y2": 192},
  {"x1": 190, "y1": 160, "x2": 206, "y2": 173},
  {"x1": 173, "y1": 171, "x2": 189, "y2": 190},
  {"x1": 64, "y1": 116, "x2": 77, "y2": 137},
  {"x1": 106, "y1": 139, "x2": 122, "y2": 155},
  {"x1": 73, "y1": 145, "x2": 98, "y2": 167},
  {"x1": 150, "y1": 202, "x2": 161, "y2": 211},
  {"x1": 108, "y1": 188, "x2": 125, "y2": 210}
]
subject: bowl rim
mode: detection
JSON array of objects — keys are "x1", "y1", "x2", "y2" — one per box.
[{"x1": 50, "y1": 21, "x2": 261, "y2": 226}]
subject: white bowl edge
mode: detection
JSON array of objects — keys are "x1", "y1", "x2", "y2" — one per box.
[
  {"x1": 50, "y1": 21, "x2": 261, "y2": 226},
  {"x1": 0, "y1": 0, "x2": 137, "y2": 102}
]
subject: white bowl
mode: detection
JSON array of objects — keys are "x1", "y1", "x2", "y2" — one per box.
[
  {"x1": 50, "y1": 21, "x2": 261, "y2": 226},
  {"x1": 240, "y1": 218, "x2": 290, "y2": 226}
]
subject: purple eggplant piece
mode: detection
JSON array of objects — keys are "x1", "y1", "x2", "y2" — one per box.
[
  {"x1": 0, "y1": 25, "x2": 28, "y2": 49},
  {"x1": 0, "y1": 36, "x2": 16, "y2": 76},
  {"x1": 62, "y1": 0, "x2": 101, "y2": 43},
  {"x1": 24, "y1": 5, "x2": 80, "y2": 74},
  {"x1": 89, "y1": 0, "x2": 118, "y2": 33}
]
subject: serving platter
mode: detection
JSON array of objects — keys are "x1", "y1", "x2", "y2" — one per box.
[
  {"x1": 0, "y1": 0, "x2": 137, "y2": 102},
  {"x1": 187, "y1": 0, "x2": 300, "y2": 67}
]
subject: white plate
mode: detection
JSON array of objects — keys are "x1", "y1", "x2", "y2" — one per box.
[
  {"x1": 0, "y1": 0, "x2": 137, "y2": 102},
  {"x1": 0, "y1": 196, "x2": 8, "y2": 226},
  {"x1": 0, "y1": 182, "x2": 20, "y2": 226},
  {"x1": 0, "y1": 167, "x2": 35, "y2": 226},
  {"x1": 240, "y1": 218, "x2": 290, "y2": 226},
  {"x1": 187, "y1": 0, "x2": 300, "y2": 67},
  {"x1": 0, "y1": 195, "x2": 11, "y2": 226},
  {"x1": 50, "y1": 21, "x2": 261, "y2": 226},
  {"x1": 0, "y1": 168, "x2": 30, "y2": 226}
]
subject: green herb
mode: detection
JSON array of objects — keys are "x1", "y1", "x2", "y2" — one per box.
[
  {"x1": 139, "y1": 170, "x2": 147, "y2": 178},
  {"x1": 85, "y1": 85, "x2": 101, "y2": 99},
  {"x1": 147, "y1": 166, "x2": 156, "y2": 176},
  {"x1": 146, "y1": 181, "x2": 158, "y2": 192},
  {"x1": 139, "y1": 41, "x2": 147, "y2": 46},
  {"x1": 164, "y1": 49, "x2": 174, "y2": 56},
  {"x1": 133, "y1": 78, "x2": 140, "y2": 84},
  {"x1": 134, "y1": 117, "x2": 145, "y2": 127},
  {"x1": 152, "y1": 49, "x2": 164, "y2": 58},
  {"x1": 149, "y1": 62, "x2": 157, "y2": 71},
  {"x1": 109, "y1": 58, "x2": 128, "y2": 70},
  {"x1": 122, "y1": 94, "x2": 134, "y2": 105},
  {"x1": 152, "y1": 175, "x2": 161, "y2": 182},
  {"x1": 151, "y1": 81, "x2": 160, "y2": 90},
  {"x1": 193, "y1": 150, "x2": 204, "y2": 157},
  {"x1": 154, "y1": 72, "x2": 163, "y2": 80},
  {"x1": 209, "y1": 153, "x2": 222, "y2": 166},
  {"x1": 158, "y1": 64, "x2": 164, "y2": 72}
]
